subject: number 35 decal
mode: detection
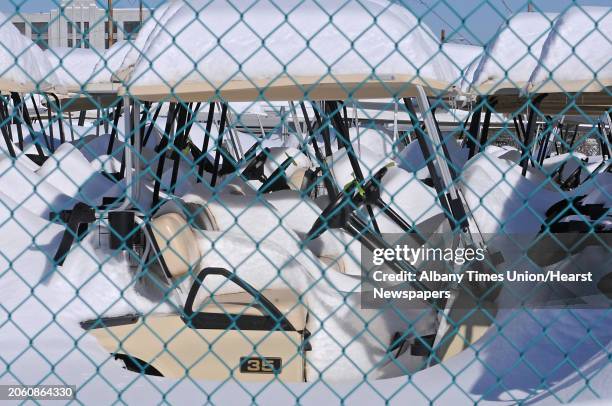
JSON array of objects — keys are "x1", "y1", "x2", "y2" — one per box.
[{"x1": 240, "y1": 357, "x2": 282, "y2": 374}]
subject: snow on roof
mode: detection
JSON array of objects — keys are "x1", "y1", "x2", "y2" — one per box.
[
  {"x1": 46, "y1": 42, "x2": 133, "y2": 93},
  {"x1": 467, "y1": 11, "x2": 558, "y2": 94},
  {"x1": 124, "y1": 0, "x2": 457, "y2": 101},
  {"x1": 0, "y1": 12, "x2": 59, "y2": 92},
  {"x1": 439, "y1": 43, "x2": 483, "y2": 83},
  {"x1": 45, "y1": 47, "x2": 104, "y2": 91},
  {"x1": 89, "y1": 41, "x2": 131, "y2": 88},
  {"x1": 115, "y1": 0, "x2": 183, "y2": 82},
  {"x1": 528, "y1": 6, "x2": 612, "y2": 93}
]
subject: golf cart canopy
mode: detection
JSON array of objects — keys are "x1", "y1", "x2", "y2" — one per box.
[
  {"x1": 476, "y1": 6, "x2": 612, "y2": 115},
  {"x1": 119, "y1": 0, "x2": 458, "y2": 102},
  {"x1": 120, "y1": 74, "x2": 453, "y2": 103}
]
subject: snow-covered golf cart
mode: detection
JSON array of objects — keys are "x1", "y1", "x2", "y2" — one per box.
[
  {"x1": 52, "y1": 0, "x2": 467, "y2": 382},
  {"x1": 84, "y1": 213, "x2": 311, "y2": 381}
]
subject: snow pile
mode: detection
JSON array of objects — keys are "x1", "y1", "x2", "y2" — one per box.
[
  {"x1": 396, "y1": 133, "x2": 468, "y2": 175},
  {"x1": 90, "y1": 41, "x2": 132, "y2": 84},
  {"x1": 464, "y1": 5, "x2": 612, "y2": 95},
  {"x1": 460, "y1": 153, "x2": 563, "y2": 234},
  {"x1": 404, "y1": 307, "x2": 612, "y2": 404},
  {"x1": 115, "y1": 0, "x2": 184, "y2": 81},
  {"x1": 45, "y1": 42, "x2": 131, "y2": 90},
  {"x1": 529, "y1": 6, "x2": 612, "y2": 92},
  {"x1": 0, "y1": 143, "x2": 117, "y2": 217},
  {"x1": 45, "y1": 47, "x2": 105, "y2": 90},
  {"x1": 440, "y1": 43, "x2": 483, "y2": 84},
  {"x1": 127, "y1": 0, "x2": 456, "y2": 89},
  {"x1": 351, "y1": 127, "x2": 395, "y2": 159},
  {"x1": 467, "y1": 12, "x2": 558, "y2": 93},
  {"x1": 0, "y1": 12, "x2": 60, "y2": 91}
]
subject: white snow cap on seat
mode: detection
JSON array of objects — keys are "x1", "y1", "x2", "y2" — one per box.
[
  {"x1": 0, "y1": 11, "x2": 60, "y2": 92},
  {"x1": 528, "y1": 6, "x2": 612, "y2": 93},
  {"x1": 467, "y1": 11, "x2": 558, "y2": 94},
  {"x1": 126, "y1": 0, "x2": 456, "y2": 88}
]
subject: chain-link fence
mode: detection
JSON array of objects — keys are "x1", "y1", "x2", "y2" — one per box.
[{"x1": 0, "y1": 0, "x2": 611, "y2": 404}]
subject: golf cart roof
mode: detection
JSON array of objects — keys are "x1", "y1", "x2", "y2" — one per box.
[
  {"x1": 46, "y1": 47, "x2": 105, "y2": 93},
  {"x1": 486, "y1": 6, "x2": 612, "y2": 114},
  {"x1": 120, "y1": 74, "x2": 451, "y2": 102},
  {"x1": 120, "y1": 0, "x2": 457, "y2": 102},
  {"x1": 51, "y1": 90, "x2": 123, "y2": 113},
  {"x1": 440, "y1": 43, "x2": 484, "y2": 85},
  {"x1": 488, "y1": 90, "x2": 612, "y2": 115}
]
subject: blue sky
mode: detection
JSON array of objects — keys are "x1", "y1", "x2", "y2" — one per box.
[{"x1": 2, "y1": 0, "x2": 610, "y2": 44}]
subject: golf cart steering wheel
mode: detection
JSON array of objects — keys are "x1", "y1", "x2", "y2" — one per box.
[{"x1": 306, "y1": 166, "x2": 407, "y2": 241}]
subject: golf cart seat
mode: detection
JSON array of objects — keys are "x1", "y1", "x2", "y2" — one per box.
[{"x1": 150, "y1": 212, "x2": 202, "y2": 277}]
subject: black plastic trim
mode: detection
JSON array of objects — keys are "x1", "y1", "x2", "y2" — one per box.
[{"x1": 182, "y1": 267, "x2": 297, "y2": 332}]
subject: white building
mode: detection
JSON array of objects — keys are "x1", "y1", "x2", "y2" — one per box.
[{"x1": 11, "y1": 0, "x2": 150, "y2": 50}]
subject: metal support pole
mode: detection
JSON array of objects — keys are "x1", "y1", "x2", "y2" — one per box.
[
  {"x1": 0, "y1": 96, "x2": 16, "y2": 158},
  {"x1": 300, "y1": 102, "x2": 337, "y2": 199},
  {"x1": 152, "y1": 104, "x2": 178, "y2": 207},
  {"x1": 327, "y1": 100, "x2": 380, "y2": 234},
  {"x1": 119, "y1": 95, "x2": 133, "y2": 210},
  {"x1": 210, "y1": 103, "x2": 229, "y2": 188},
  {"x1": 197, "y1": 103, "x2": 216, "y2": 181},
  {"x1": 312, "y1": 102, "x2": 333, "y2": 157},
  {"x1": 466, "y1": 99, "x2": 482, "y2": 159},
  {"x1": 478, "y1": 99, "x2": 497, "y2": 153},
  {"x1": 521, "y1": 94, "x2": 547, "y2": 176},
  {"x1": 132, "y1": 100, "x2": 141, "y2": 205},
  {"x1": 10, "y1": 93, "x2": 24, "y2": 150}
]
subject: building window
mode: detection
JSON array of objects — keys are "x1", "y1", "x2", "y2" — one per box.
[
  {"x1": 13, "y1": 22, "x2": 26, "y2": 35},
  {"x1": 68, "y1": 21, "x2": 91, "y2": 48},
  {"x1": 82, "y1": 22, "x2": 90, "y2": 48},
  {"x1": 123, "y1": 21, "x2": 141, "y2": 39},
  {"x1": 31, "y1": 22, "x2": 49, "y2": 50}
]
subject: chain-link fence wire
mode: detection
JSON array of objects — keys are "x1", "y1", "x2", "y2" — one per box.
[{"x1": 0, "y1": 0, "x2": 611, "y2": 404}]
